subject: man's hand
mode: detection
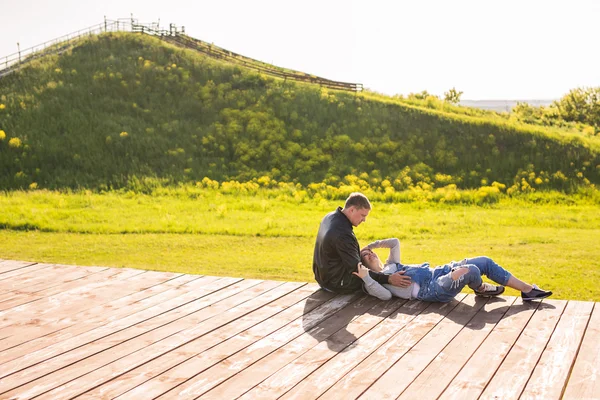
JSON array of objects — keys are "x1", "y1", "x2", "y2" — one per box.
[
  {"x1": 388, "y1": 271, "x2": 411, "y2": 287},
  {"x1": 352, "y1": 262, "x2": 369, "y2": 279}
]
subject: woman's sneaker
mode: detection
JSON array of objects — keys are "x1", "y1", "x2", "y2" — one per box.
[
  {"x1": 522, "y1": 284, "x2": 552, "y2": 301},
  {"x1": 474, "y1": 282, "x2": 505, "y2": 297}
]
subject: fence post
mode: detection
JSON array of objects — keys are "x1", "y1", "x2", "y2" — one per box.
[
  {"x1": 104, "y1": 16, "x2": 107, "y2": 32},
  {"x1": 17, "y1": 42, "x2": 21, "y2": 64}
]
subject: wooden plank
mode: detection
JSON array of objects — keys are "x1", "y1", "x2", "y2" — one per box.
[
  {"x1": 0, "y1": 267, "x2": 143, "y2": 320},
  {"x1": 275, "y1": 299, "x2": 430, "y2": 400},
  {"x1": 356, "y1": 294, "x2": 494, "y2": 400},
  {"x1": 396, "y1": 296, "x2": 526, "y2": 400},
  {"x1": 0, "y1": 268, "x2": 147, "y2": 330},
  {"x1": 439, "y1": 298, "x2": 566, "y2": 400},
  {"x1": 26, "y1": 268, "x2": 170, "y2": 301},
  {"x1": 0, "y1": 276, "x2": 245, "y2": 384},
  {"x1": 0, "y1": 265, "x2": 108, "y2": 306},
  {"x1": 0, "y1": 263, "x2": 62, "y2": 289},
  {"x1": 520, "y1": 300, "x2": 594, "y2": 400},
  {"x1": 0, "y1": 262, "x2": 50, "y2": 284},
  {"x1": 479, "y1": 299, "x2": 566, "y2": 400},
  {"x1": 0, "y1": 269, "x2": 189, "y2": 351},
  {"x1": 0, "y1": 262, "x2": 596, "y2": 400},
  {"x1": 0, "y1": 267, "x2": 174, "y2": 311},
  {"x1": 0, "y1": 275, "x2": 204, "y2": 364},
  {"x1": 8, "y1": 265, "x2": 107, "y2": 294},
  {"x1": 88, "y1": 287, "x2": 336, "y2": 400},
  {"x1": 0, "y1": 276, "x2": 256, "y2": 397},
  {"x1": 0, "y1": 264, "x2": 105, "y2": 293},
  {"x1": 400, "y1": 298, "x2": 543, "y2": 400},
  {"x1": 239, "y1": 297, "x2": 408, "y2": 400},
  {"x1": 3, "y1": 279, "x2": 286, "y2": 399},
  {"x1": 0, "y1": 267, "x2": 135, "y2": 338},
  {"x1": 0, "y1": 264, "x2": 103, "y2": 298},
  {"x1": 165, "y1": 294, "x2": 382, "y2": 400},
  {"x1": 0, "y1": 292, "x2": 43, "y2": 312},
  {"x1": 307, "y1": 295, "x2": 467, "y2": 400},
  {"x1": 563, "y1": 303, "x2": 600, "y2": 400},
  {"x1": 73, "y1": 285, "x2": 331, "y2": 399},
  {"x1": 154, "y1": 292, "x2": 363, "y2": 399},
  {"x1": 0, "y1": 291, "x2": 41, "y2": 311},
  {"x1": 0, "y1": 260, "x2": 37, "y2": 275},
  {"x1": 0, "y1": 292, "x2": 38, "y2": 312},
  {"x1": 0, "y1": 266, "x2": 143, "y2": 314},
  {"x1": 39, "y1": 282, "x2": 312, "y2": 400}
]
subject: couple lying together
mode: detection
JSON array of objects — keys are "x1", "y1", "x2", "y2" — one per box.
[{"x1": 312, "y1": 192, "x2": 552, "y2": 302}]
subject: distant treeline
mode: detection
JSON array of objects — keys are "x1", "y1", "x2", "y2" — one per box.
[{"x1": 0, "y1": 32, "x2": 598, "y2": 193}]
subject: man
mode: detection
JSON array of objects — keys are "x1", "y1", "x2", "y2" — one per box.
[{"x1": 313, "y1": 192, "x2": 411, "y2": 294}]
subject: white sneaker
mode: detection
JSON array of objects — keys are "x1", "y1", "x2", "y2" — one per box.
[{"x1": 474, "y1": 282, "x2": 505, "y2": 297}]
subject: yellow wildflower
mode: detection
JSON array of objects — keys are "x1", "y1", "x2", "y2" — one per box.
[
  {"x1": 8, "y1": 137, "x2": 22, "y2": 148},
  {"x1": 0, "y1": 130, "x2": 5, "y2": 140},
  {"x1": 0, "y1": 103, "x2": 5, "y2": 109},
  {"x1": 120, "y1": 131, "x2": 128, "y2": 138},
  {"x1": 29, "y1": 182, "x2": 38, "y2": 190}
]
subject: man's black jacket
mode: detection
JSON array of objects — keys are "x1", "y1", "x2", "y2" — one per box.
[{"x1": 313, "y1": 207, "x2": 390, "y2": 293}]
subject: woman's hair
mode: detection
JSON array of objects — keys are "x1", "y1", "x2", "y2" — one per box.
[
  {"x1": 344, "y1": 192, "x2": 371, "y2": 210},
  {"x1": 360, "y1": 253, "x2": 369, "y2": 266}
]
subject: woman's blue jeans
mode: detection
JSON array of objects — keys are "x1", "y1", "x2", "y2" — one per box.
[{"x1": 420, "y1": 256, "x2": 512, "y2": 303}]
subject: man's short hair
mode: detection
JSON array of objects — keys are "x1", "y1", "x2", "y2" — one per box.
[{"x1": 344, "y1": 192, "x2": 371, "y2": 210}]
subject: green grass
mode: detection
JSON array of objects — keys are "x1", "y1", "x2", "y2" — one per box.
[
  {"x1": 1, "y1": 32, "x2": 599, "y2": 191},
  {"x1": 1, "y1": 188, "x2": 599, "y2": 301}
]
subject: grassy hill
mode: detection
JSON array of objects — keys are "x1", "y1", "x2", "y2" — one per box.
[{"x1": 0, "y1": 32, "x2": 598, "y2": 193}]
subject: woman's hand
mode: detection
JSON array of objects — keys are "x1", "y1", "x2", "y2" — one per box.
[{"x1": 352, "y1": 262, "x2": 369, "y2": 279}]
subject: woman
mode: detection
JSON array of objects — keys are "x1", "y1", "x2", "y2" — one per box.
[{"x1": 354, "y1": 238, "x2": 552, "y2": 302}]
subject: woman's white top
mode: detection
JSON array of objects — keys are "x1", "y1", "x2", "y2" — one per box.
[{"x1": 360, "y1": 238, "x2": 420, "y2": 300}]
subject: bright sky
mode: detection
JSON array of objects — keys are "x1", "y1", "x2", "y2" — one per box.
[{"x1": 1, "y1": 0, "x2": 598, "y2": 100}]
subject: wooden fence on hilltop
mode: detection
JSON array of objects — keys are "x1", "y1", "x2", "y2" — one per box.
[{"x1": 0, "y1": 18, "x2": 363, "y2": 92}]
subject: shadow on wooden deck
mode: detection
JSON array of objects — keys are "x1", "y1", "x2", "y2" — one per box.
[{"x1": 0, "y1": 259, "x2": 597, "y2": 399}]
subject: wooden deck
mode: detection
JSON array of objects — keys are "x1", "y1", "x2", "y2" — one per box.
[{"x1": 0, "y1": 260, "x2": 597, "y2": 400}]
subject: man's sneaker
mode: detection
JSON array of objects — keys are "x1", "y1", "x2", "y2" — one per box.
[
  {"x1": 522, "y1": 284, "x2": 552, "y2": 301},
  {"x1": 474, "y1": 282, "x2": 505, "y2": 297}
]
